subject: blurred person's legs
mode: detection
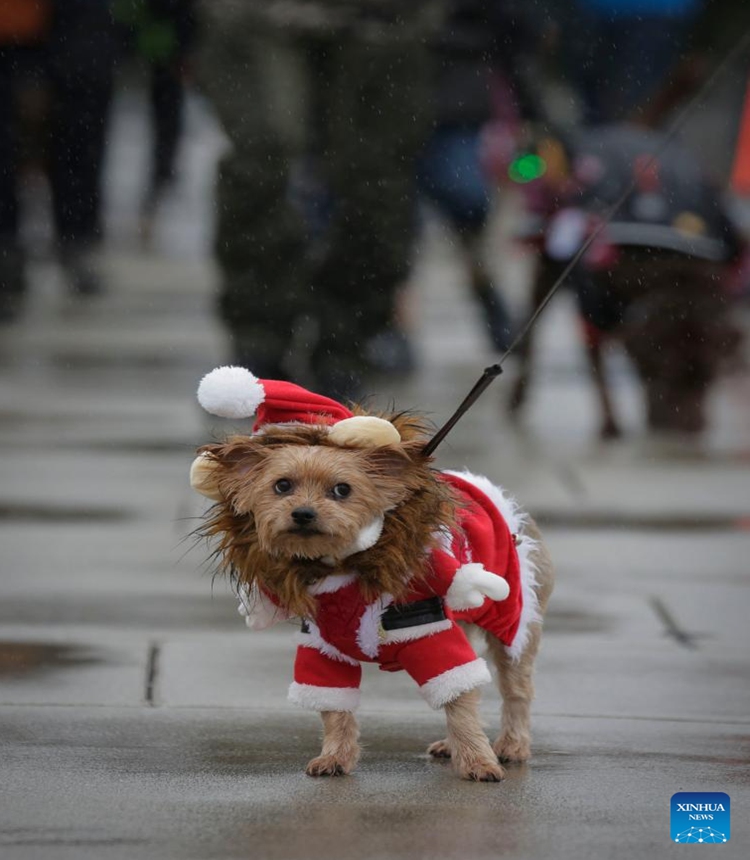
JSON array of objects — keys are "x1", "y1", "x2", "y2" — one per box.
[
  {"x1": 310, "y1": 35, "x2": 431, "y2": 397},
  {"x1": 139, "y1": 60, "x2": 187, "y2": 244},
  {"x1": 0, "y1": 0, "x2": 51, "y2": 320},
  {"x1": 199, "y1": 22, "x2": 308, "y2": 381},
  {"x1": 145, "y1": 60, "x2": 185, "y2": 209},
  {"x1": 200, "y1": 27, "x2": 432, "y2": 396},
  {"x1": 0, "y1": 49, "x2": 25, "y2": 321},
  {"x1": 0, "y1": 44, "x2": 49, "y2": 320},
  {"x1": 47, "y1": 4, "x2": 116, "y2": 295},
  {"x1": 417, "y1": 125, "x2": 513, "y2": 352}
]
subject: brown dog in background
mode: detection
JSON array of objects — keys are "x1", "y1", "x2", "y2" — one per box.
[
  {"x1": 191, "y1": 368, "x2": 554, "y2": 781},
  {"x1": 505, "y1": 123, "x2": 743, "y2": 437}
]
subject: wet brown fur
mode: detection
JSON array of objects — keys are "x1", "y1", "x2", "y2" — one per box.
[{"x1": 196, "y1": 411, "x2": 458, "y2": 618}]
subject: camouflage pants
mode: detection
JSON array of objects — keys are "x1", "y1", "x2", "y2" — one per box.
[{"x1": 198, "y1": 21, "x2": 432, "y2": 392}]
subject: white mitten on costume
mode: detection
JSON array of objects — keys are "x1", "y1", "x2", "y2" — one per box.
[
  {"x1": 237, "y1": 583, "x2": 292, "y2": 630},
  {"x1": 445, "y1": 563, "x2": 510, "y2": 610}
]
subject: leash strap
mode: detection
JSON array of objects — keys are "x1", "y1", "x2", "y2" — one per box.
[{"x1": 422, "y1": 364, "x2": 503, "y2": 457}]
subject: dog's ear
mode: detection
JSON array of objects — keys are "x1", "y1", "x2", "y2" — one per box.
[
  {"x1": 360, "y1": 442, "x2": 428, "y2": 509},
  {"x1": 361, "y1": 444, "x2": 413, "y2": 480},
  {"x1": 190, "y1": 437, "x2": 268, "y2": 500},
  {"x1": 190, "y1": 453, "x2": 223, "y2": 500}
]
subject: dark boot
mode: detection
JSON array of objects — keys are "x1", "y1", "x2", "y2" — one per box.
[{"x1": 59, "y1": 242, "x2": 103, "y2": 297}]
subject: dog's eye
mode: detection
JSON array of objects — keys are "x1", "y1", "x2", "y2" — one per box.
[
  {"x1": 331, "y1": 483, "x2": 351, "y2": 500},
  {"x1": 274, "y1": 479, "x2": 293, "y2": 495}
]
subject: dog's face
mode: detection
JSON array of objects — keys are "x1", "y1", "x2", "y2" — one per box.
[
  {"x1": 229, "y1": 442, "x2": 409, "y2": 561},
  {"x1": 192, "y1": 416, "x2": 457, "y2": 612},
  {"x1": 194, "y1": 427, "x2": 421, "y2": 566}
]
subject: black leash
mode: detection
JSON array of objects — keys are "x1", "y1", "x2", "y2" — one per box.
[
  {"x1": 423, "y1": 28, "x2": 750, "y2": 459},
  {"x1": 423, "y1": 363, "x2": 504, "y2": 456}
]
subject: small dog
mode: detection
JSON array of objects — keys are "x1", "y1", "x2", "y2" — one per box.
[{"x1": 191, "y1": 367, "x2": 554, "y2": 781}]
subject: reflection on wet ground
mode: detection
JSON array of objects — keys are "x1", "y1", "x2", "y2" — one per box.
[
  {"x1": 0, "y1": 642, "x2": 101, "y2": 678},
  {"x1": 0, "y1": 596, "x2": 236, "y2": 630},
  {"x1": 0, "y1": 503, "x2": 131, "y2": 522},
  {"x1": 542, "y1": 608, "x2": 612, "y2": 636},
  {"x1": 0, "y1": 831, "x2": 148, "y2": 850},
  {"x1": 3, "y1": 706, "x2": 746, "y2": 860}
]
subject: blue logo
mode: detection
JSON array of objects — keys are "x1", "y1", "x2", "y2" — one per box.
[{"x1": 671, "y1": 793, "x2": 730, "y2": 843}]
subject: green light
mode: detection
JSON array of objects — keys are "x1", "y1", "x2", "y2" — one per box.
[{"x1": 508, "y1": 154, "x2": 547, "y2": 184}]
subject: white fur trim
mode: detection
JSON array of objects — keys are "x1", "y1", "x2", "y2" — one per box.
[
  {"x1": 419, "y1": 658, "x2": 492, "y2": 709},
  {"x1": 296, "y1": 621, "x2": 361, "y2": 666},
  {"x1": 349, "y1": 516, "x2": 384, "y2": 555},
  {"x1": 317, "y1": 517, "x2": 385, "y2": 565},
  {"x1": 328, "y1": 416, "x2": 401, "y2": 448},
  {"x1": 197, "y1": 366, "x2": 265, "y2": 418},
  {"x1": 445, "y1": 562, "x2": 510, "y2": 610},
  {"x1": 356, "y1": 595, "x2": 393, "y2": 658},
  {"x1": 444, "y1": 470, "x2": 543, "y2": 662},
  {"x1": 380, "y1": 619, "x2": 453, "y2": 645},
  {"x1": 288, "y1": 682, "x2": 360, "y2": 712},
  {"x1": 237, "y1": 583, "x2": 291, "y2": 630},
  {"x1": 308, "y1": 573, "x2": 357, "y2": 595}
]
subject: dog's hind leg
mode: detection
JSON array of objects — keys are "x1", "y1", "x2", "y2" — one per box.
[
  {"x1": 429, "y1": 634, "x2": 543, "y2": 765},
  {"x1": 487, "y1": 519, "x2": 553, "y2": 763},
  {"x1": 485, "y1": 628, "x2": 540, "y2": 763},
  {"x1": 306, "y1": 711, "x2": 361, "y2": 777},
  {"x1": 444, "y1": 689, "x2": 505, "y2": 782}
]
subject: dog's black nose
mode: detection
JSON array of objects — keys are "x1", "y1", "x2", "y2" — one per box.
[{"x1": 291, "y1": 507, "x2": 317, "y2": 526}]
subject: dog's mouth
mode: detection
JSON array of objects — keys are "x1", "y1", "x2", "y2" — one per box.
[
  {"x1": 286, "y1": 526, "x2": 325, "y2": 537},
  {"x1": 274, "y1": 526, "x2": 345, "y2": 562}
]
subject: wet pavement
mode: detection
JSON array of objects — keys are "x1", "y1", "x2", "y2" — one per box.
[{"x1": 1, "y1": 87, "x2": 750, "y2": 859}]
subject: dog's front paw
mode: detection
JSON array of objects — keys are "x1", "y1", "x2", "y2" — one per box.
[
  {"x1": 457, "y1": 759, "x2": 506, "y2": 782},
  {"x1": 305, "y1": 755, "x2": 352, "y2": 777},
  {"x1": 492, "y1": 733, "x2": 531, "y2": 763},
  {"x1": 427, "y1": 738, "x2": 452, "y2": 759}
]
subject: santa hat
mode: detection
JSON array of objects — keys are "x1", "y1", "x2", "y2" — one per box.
[{"x1": 196, "y1": 366, "x2": 400, "y2": 447}]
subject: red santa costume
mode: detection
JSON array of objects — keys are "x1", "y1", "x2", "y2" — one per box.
[{"x1": 196, "y1": 366, "x2": 541, "y2": 713}]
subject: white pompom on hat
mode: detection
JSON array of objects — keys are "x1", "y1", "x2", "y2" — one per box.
[{"x1": 197, "y1": 366, "x2": 266, "y2": 419}]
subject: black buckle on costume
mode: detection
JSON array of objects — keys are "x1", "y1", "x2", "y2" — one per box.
[{"x1": 380, "y1": 597, "x2": 446, "y2": 631}]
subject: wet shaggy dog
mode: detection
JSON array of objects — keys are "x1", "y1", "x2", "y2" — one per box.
[{"x1": 191, "y1": 368, "x2": 554, "y2": 781}]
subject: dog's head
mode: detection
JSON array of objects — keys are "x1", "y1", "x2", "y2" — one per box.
[
  {"x1": 190, "y1": 369, "x2": 455, "y2": 614},
  {"x1": 195, "y1": 427, "x2": 424, "y2": 562}
]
